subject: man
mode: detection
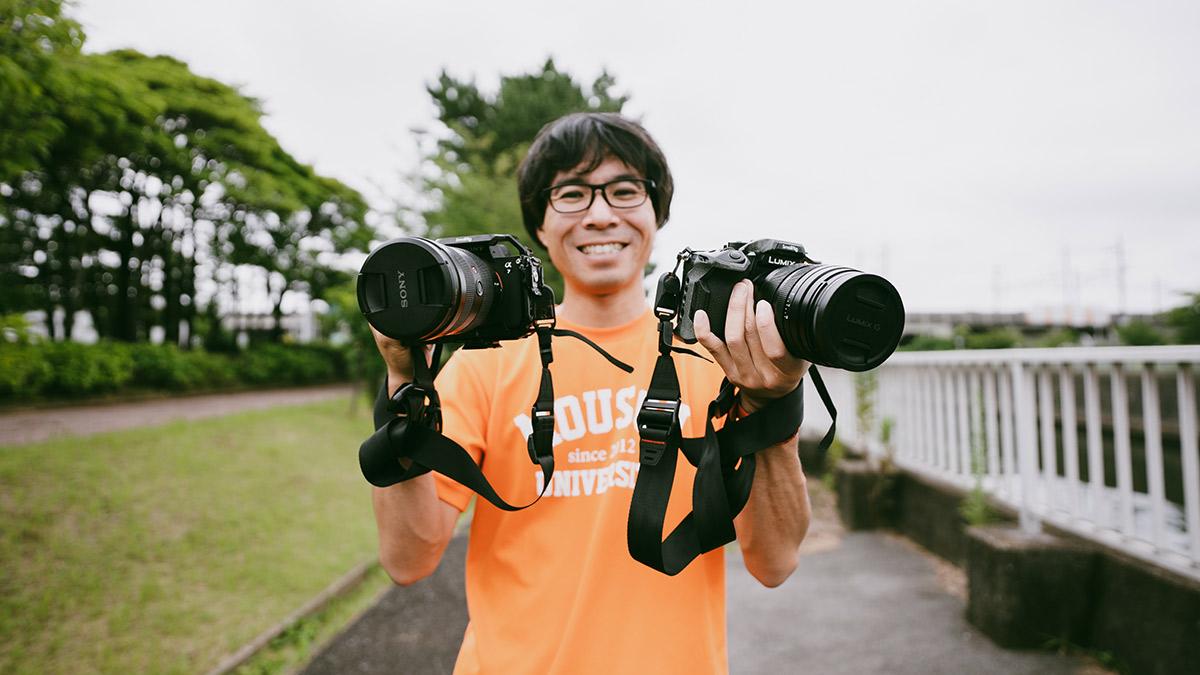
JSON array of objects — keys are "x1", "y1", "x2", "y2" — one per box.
[{"x1": 370, "y1": 112, "x2": 811, "y2": 674}]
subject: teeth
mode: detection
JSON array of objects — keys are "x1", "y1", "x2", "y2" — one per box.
[{"x1": 580, "y1": 243, "x2": 625, "y2": 255}]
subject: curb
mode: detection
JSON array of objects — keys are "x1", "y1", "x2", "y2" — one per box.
[{"x1": 204, "y1": 557, "x2": 379, "y2": 675}]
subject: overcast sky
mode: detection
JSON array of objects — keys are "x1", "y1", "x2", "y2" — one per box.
[{"x1": 76, "y1": 0, "x2": 1200, "y2": 315}]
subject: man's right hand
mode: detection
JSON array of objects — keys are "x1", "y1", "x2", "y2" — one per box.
[
  {"x1": 367, "y1": 325, "x2": 460, "y2": 586},
  {"x1": 370, "y1": 325, "x2": 431, "y2": 393}
]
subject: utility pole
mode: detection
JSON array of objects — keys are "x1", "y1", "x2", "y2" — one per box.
[
  {"x1": 1115, "y1": 238, "x2": 1127, "y2": 316},
  {"x1": 992, "y1": 265, "x2": 1003, "y2": 313},
  {"x1": 1062, "y1": 245, "x2": 1072, "y2": 314}
]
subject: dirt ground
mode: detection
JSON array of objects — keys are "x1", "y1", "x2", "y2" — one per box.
[{"x1": 0, "y1": 384, "x2": 355, "y2": 446}]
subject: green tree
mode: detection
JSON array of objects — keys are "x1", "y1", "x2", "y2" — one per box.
[
  {"x1": 426, "y1": 59, "x2": 626, "y2": 173},
  {"x1": 0, "y1": 0, "x2": 82, "y2": 182},
  {"x1": 1, "y1": 9, "x2": 374, "y2": 346},
  {"x1": 1117, "y1": 319, "x2": 1167, "y2": 346},
  {"x1": 415, "y1": 59, "x2": 630, "y2": 301},
  {"x1": 107, "y1": 50, "x2": 371, "y2": 344},
  {"x1": 1164, "y1": 292, "x2": 1200, "y2": 345}
]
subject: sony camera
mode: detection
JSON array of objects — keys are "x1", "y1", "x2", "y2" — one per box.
[
  {"x1": 672, "y1": 239, "x2": 905, "y2": 371},
  {"x1": 357, "y1": 234, "x2": 555, "y2": 347}
]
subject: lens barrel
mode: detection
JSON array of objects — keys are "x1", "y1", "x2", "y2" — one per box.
[
  {"x1": 357, "y1": 236, "x2": 496, "y2": 342},
  {"x1": 758, "y1": 264, "x2": 905, "y2": 371}
]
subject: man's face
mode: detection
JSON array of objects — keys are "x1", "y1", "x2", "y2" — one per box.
[{"x1": 538, "y1": 156, "x2": 657, "y2": 297}]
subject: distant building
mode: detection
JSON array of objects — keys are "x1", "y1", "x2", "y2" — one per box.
[
  {"x1": 20, "y1": 308, "x2": 321, "y2": 345},
  {"x1": 903, "y1": 309, "x2": 1158, "y2": 344},
  {"x1": 221, "y1": 311, "x2": 321, "y2": 344}
]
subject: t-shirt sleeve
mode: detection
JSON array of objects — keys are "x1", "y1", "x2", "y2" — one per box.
[{"x1": 431, "y1": 349, "x2": 490, "y2": 512}]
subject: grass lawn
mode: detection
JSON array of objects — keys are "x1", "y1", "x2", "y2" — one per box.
[{"x1": 0, "y1": 397, "x2": 384, "y2": 674}]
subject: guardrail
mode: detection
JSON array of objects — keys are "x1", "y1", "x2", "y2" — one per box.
[{"x1": 805, "y1": 346, "x2": 1200, "y2": 582}]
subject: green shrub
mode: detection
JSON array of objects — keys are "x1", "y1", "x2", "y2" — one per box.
[
  {"x1": 0, "y1": 340, "x2": 347, "y2": 403},
  {"x1": 0, "y1": 345, "x2": 55, "y2": 398},
  {"x1": 188, "y1": 351, "x2": 239, "y2": 389},
  {"x1": 40, "y1": 342, "x2": 135, "y2": 396},
  {"x1": 0, "y1": 313, "x2": 37, "y2": 344},
  {"x1": 964, "y1": 327, "x2": 1023, "y2": 350},
  {"x1": 1117, "y1": 320, "x2": 1166, "y2": 346},
  {"x1": 127, "y1": 344, "x2": 202, "y2": 389},
  {"x1": 899, "y1": 334, "x2": 956, "y2": 351},
  {"x1": 1035, "y1": 328, "x2": 1079, "y2": 348},
  {"x1": 237, "y1": 345, "x2": 342, "y2": 386}
]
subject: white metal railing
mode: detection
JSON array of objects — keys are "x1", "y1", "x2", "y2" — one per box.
[{"x1": 802, "y1": 346, "x2": 1200, "y2": 583}]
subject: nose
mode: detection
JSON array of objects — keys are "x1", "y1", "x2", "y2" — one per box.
[{"x1": 582, "y1": 187, "x2": 618, "y2": 229}]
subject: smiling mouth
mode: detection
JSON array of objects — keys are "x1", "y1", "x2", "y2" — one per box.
[{"x1": 578, "y1": 243, "x2": 628, "y2": 255}]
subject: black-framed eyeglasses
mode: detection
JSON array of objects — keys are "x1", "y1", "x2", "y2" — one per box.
[{"x1": 543, "y1": 178, "x2": 655, "y2": 214}]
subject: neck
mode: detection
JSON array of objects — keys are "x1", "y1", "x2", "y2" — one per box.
[{"x1": 556, "y1": 278, "x2": 648, "y2": 328}]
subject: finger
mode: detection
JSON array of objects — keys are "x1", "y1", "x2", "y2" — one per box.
[
  {"x1": 757, "y1": 300, "x2": 811, "y2": 379},
  {"x1": 694, "y1": 309, "x2": 738, "y2": 379},
  {"x1": 723, "y1": 280, "x2": 751, "y2": 358},
  {"x1": 755, "y1": 300, "x2": 790, "y2": 362},
  {"x1": 744, "y1": 296, "x2": 787, "y2": 389}
]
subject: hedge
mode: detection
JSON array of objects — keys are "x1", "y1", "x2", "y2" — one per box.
[{"x1": 0, "y1": 341, "x2": 349, "y2": 402}]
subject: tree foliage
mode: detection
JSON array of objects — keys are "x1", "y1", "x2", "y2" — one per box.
[
  {"x1": 415, "y1": 58, "x2": 629, "y2": 301},
  {"x1": 0, "y1": 0, "x2": 373, "y2": 345},
  {"x1": 0, "y1": 0, "x2": 84, "y2": 181},
  {"x1": 1164, "y1": 292, "x2": 1200, "y2": 345},
  {"x1": 1116, "y1": 319, "x2": 1167, "y2": 346}
]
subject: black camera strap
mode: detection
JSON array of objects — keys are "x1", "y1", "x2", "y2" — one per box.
[
  {"x1": 627, "y1": 271, "x2": 839, "y2": 575},
  {"x1": 359, "y1": 327, "x2": 633, "y2": 513}
]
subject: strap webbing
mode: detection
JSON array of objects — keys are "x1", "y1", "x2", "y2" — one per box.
[
  {"x1": 359, "y1": 328, "x2": 632, "y2": 513},
  {"x1": 626, "y1": 289, "x2": 836, "y2": 575}
]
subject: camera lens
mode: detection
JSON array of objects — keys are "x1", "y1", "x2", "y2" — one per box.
[
  {"x1": 357, "y1": 236, "x2": 496, "y2": 342},
  {"x1": 757, "y1": 264, "x2": 904, "y2": 371}
]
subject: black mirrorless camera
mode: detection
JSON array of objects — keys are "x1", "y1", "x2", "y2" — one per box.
[
  {"x1": 357, "y1": 234, "x2": 555, "y2": 347},
  {"x1": 672, "y1": 239, "x2": 905, "y2": 371}
]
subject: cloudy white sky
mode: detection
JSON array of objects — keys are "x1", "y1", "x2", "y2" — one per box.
[{"x1": 76, "y1": 0, "x2": 1200, "y2": 315}]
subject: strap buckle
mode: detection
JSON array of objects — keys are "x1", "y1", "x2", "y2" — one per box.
[
  {"x1": 637, "y1": 397, "x2": 680, "y2": 466},
  {"x1": 527, "y1": 402, "x2": 555, "y2": 464},
  {"x1": 388, "y1": 382, "x2": 429, "y2": 421},
  {"x1": 652, "y1": 272, "x2": 681, "y2": 320}
]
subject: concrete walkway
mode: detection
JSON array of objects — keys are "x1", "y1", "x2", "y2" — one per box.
[
  {"x1": 0, "y1": 384, "x2": 354, "y2": 446},
  {"x1": 303, "y1": 488, "x2": 1106, "y2": 675}
]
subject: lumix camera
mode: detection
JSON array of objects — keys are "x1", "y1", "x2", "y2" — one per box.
[
  {"x1": 672, "y1": 239, "x2": 905, "y2": 371},
  {"x1": 357, "y1": 234, "x2": 555, "y2": 347}
]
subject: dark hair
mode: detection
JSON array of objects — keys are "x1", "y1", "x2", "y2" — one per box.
[{"x1": 517, "y1": 112, "x2": 674, "y2": 247}]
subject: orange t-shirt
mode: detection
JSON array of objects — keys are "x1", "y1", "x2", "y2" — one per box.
[{"x1": 433, "y1": 309, "x2": 731, "y2": 675}]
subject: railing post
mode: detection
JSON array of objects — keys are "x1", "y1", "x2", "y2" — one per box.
[
  {"x1": 1010, "y1": 359, "x2": 1042, "y2": 534},
  {"x1": 1178, "y1": 364, "x2": 1200, "y2": 564}
]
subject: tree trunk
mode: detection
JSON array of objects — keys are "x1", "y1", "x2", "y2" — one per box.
[
  {"x1": 271, "y1": 292, "x2": 285, "y2": 343},
  {"x1": 113, "y1": 204, "x2": 138, "y2": 342},
  {"x1": 58, "y1": 223, "x2": 76, "y2": 341},
  {"x1": 180, "y1": 252, "x2": 196, "y2": 349}
]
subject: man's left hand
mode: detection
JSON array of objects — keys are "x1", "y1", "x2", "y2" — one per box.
[{"x1": 693, "y1": 279, "x2": 811, "y2": 415}]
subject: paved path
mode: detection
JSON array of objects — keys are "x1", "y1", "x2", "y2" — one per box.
[
  {"x1": 0, "y1": 384, "x2": 355, "y2": 446},
  {"x1": 302, "y1": 488, "x2": 1106, "y2": 675}
]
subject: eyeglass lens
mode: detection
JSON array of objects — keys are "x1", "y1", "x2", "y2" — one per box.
[{"x1": 549, "y1": 180, "x2": 648, "y2": 213}]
